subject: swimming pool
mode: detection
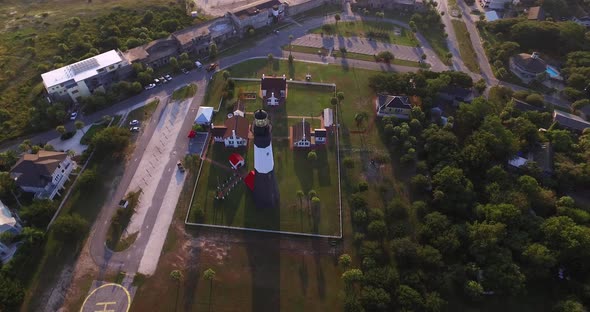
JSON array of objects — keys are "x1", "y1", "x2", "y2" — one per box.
[{"x1": 546, "y1": 66, "x2": 560, "y2": 78}]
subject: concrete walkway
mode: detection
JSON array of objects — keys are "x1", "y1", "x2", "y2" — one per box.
[{"x1": 292, "y1": 34, "x2": 423, "y2": 62}]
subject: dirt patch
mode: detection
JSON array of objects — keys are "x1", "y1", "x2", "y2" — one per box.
[{"x1": 58, "y1": 238, "x2": 100, "y2": 312}]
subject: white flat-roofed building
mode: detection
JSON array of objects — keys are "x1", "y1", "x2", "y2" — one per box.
[{"x1": 41, "y1": 50, "x2": 132, "y2": 103}]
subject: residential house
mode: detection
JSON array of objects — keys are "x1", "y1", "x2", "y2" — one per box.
[
  {"x1": 172, "y1": 16, "x2": 237, "y2": 55},
  {"x1": 375, "y1": 94, "x2": 412, "y2": 118},
  {"x1": 511, "y1": 97, "x2": 546, "y2": 112},
  {"x1": 572, "y1": 16, "x2": 590, "y2": 28},
  {"x1": 314, "y1": 128, "x2": 327, "y2": 144},
  {"x1": 123, "y1": 37, "x2": 180, "y2": 69},
  {"x1": 222, "y1": 115, "x2": 250, "y2": 147},
  {"x1": 292, "y1": 119, "x2": 311, "y2": 148},
  {"x1": 10, "y1": 151, "x2": 75, "y2": 200},
  {"x1": 211, "y1": 125, "x2": 228, "y2": 143},
  {"x1": 260, "y1": 74, "x2": 287, "y2": 106},
  {"x1": 228, "y1": 0, "x2": 285, "y2": 34},
  {"x1": 41, "y1": 50, "x2": 132, "y2": 103},
  {"x1": 323, "y1": 108, "x2": 334, "y2": 128},
  {"x1": 0, "y1": 200, "x2": 22, "y2": 263},
  {"x1": 527, "y1": 6, "x2": 545, "y2": 21},
  {"x1": 195, "y1": 106, "x2": 214, "y2": 126},
  {"x1": 553, "y1": 110, "x2": 590, "y2": 133},
  {"x1": 509, "y1": 52, "x2": 548, "y2": 82}
]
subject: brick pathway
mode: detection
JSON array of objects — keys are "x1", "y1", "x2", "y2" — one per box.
[{"x1": 291, "y1": 34, "x2": 422, "y2": 62}]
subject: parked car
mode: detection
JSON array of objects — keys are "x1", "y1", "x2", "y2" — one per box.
[
  {"x1": 130, "y1": 126, "x2": 140, "y2": 132},
  {"x1": 273, "y1": 29, "x2": 279, "y2": 35},
  {"x1": 165, "y1": 74, "x2": 172, "y2": 81},
  {"x1": 119, "y1": 200, "x2": 129, "y2": 209},
  {"x1": 181, "y1": 68, "x2": 189, "y2": 74},
  {"x1": 129, "y1": 120, "x2": 140, "y2": 126},
  {"x1": 70, "y1": 112, "x2": 78, "y2": 120},
  {"x1": 154, "y1": 78, "x2": 160, "y2": 84},
  {"x1": 177, "y1": 161, "x2": 185, "y2": 173},
  {"x1": 206, "y1": 63, "x2": 218, "y2": 72},
  {"x1": 144, "y1": 83, "x2": 156, "y2": 90},
  {"x1": 195, "y1": 61, "x2": 203, "y2": 69},
  {"x1": 159, "y1": 76, "x2": 166, "y2": 83}
]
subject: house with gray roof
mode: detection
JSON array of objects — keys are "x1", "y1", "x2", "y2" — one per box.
[
  {"x1": 509, "y1": 52, "x2": 548, "y2": 83},
  {"x1": 9, "y1": 151, "x2": 75, "y2": 200},
  {"x1": 375, "y1": 94, "x2": 412, "y2": 118},
  {"x1": 553, "y1": 110, "x2": 590, "y2": 133}
]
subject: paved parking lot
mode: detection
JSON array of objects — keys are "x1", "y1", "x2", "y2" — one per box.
[
  {"x1": 291, "y1": 34, "x2": 422, "y2": 62},
  {"x1": 188, "y1": 132, "x2": 209, "y2": 156}
]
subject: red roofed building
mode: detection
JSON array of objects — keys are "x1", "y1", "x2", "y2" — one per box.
[
  {"x1": 260, "y1": 74, "x2": 287, "y2": 106},
  {"x1": 244, "y1": 171, "x2": 255, "y2": 191},
  {"x1": 229, "y1": 153, "x2": 245, "y2": 170}
]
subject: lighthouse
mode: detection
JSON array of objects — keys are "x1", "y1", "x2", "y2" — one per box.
[{"x1": 252, "y1": 109, "x2": 280, "y2": 208}]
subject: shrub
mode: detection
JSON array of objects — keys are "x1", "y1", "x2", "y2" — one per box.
[
  {"x1": 358, "y1": 181, "x2": 369, "y2": 192},
  {"x1": 60, "y1": 131, "x2": 76, "y2": 140},
  {"x1": 194, "y1": 208, "x2": 205, "y2": 222}
]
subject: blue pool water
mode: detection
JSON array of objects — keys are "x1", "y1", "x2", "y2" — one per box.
[{"x1": 546, "y1": 66, "x2": 560, "y2": 78}]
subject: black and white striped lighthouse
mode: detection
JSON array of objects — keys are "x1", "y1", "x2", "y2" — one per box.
[{"x1": 252, "y1": 109, "x2": 280, "y2": 208}]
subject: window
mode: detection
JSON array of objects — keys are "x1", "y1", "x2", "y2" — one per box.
[{"x1": 71, "y1": 90, "x2": 79, "y2": 94}]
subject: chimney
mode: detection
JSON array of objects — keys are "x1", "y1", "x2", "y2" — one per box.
[
  {"x1": 232, "y1": 129, "x2": 236, "y2": 138},
  {"x1": 262, "y1": 74, "x2": 265, "y2": 80},
  {"x1": 531, "y1": 52, "x2": 540, "y2": 59},
  {"x1": 283, "y1": 74, "x2": 286, "y2": 80}
]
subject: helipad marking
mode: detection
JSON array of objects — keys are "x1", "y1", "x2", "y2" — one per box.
[{"x1": 80, "y1": 283, "x2": 131, "y2": 312}]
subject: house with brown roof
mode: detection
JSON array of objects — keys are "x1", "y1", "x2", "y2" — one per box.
[
  {"x1": 527, "y1": 6, "x2": 545, "y2": 20},
  {"x1": 509, "y1": 52, "x2": 548, "y2": 82},
  {"x1": 260, "y1": 74, "x2": 287, "y2": 106},
  {"x1": 375, "y1": 94, "x2": 412, "y2": 118},
  {"x1": 292, "y1": 119, "x2": 311, "y2": 148},
  {"x1": 216, "y1": 115, "x2": 250, "y2": 147},
  {"x1": 10, "y1": 151, "x2": 75, "y2": 200}
]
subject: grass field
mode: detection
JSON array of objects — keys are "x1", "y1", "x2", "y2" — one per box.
[
  {"x1": 124, "y1": 99, "x2": 160, "y2": 126},
  {"x1": 172, "y1": 83, "x2": 197, "y2": 101},
  {"x1": 284, "y1": 45, "x2": 423, "y2": 67},
  {"x1": 451, "y1": 19, "x2": 480, "y2": 73},
  {"x1": 422, "y1": 27, "x2": 452, "y2": 65},
  {"x1": 190, "y1": 104, "x2": 340, "y2": 235},
  {"x1": 311, "y1": 21, "x2": 418, "y2": 46}
]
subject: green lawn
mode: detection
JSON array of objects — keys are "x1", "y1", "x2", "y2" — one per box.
[
  {"x1": 124, "y1": 99, "x2": 159, "y2": 126},
  {"x1": 172, "y1": 83, "x2": 197, "y2": 101},
  {"x1": 311, "y1": 21, "x2": 418, "y2": 46},
  {"x1": 451, "y1": 19, "x2": 480, "y2": 73},
  {"x1": 80, "y1": 123, "x2": 106, "y2": 145},
  {"x1": 422, "y1": 27, "x2": 452, "y2": 65},
  {"x1": 285, "y1": 45, "x2": 424, "y2": 67},
  {"x1": 190, "y1": 131, "x2": 340, "y2": 235}
]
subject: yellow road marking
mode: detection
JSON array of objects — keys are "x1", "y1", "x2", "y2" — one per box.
[{"x1": 80, "y1": 283, "x2": 131, "y2": 312}]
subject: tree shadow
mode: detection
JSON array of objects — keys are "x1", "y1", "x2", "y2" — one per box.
[{"x1": 244, "y1": 232, "x2": 280, "y2": 312}]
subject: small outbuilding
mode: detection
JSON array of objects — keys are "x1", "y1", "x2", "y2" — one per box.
[
  {"x1": 244, "y1": 171, "x2": 255, "y2": 191},
  {"x1": 195, "y1": 106, "x2": 214, "y2": 125},
  {"x1": 229, "y1": 153, "x2": 245, "y2": 170},
  {"x1": 323, "y1": 108, "x2": 334, "y2": 128}
]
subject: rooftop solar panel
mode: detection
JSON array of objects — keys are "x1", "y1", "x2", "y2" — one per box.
[{"x1": 70, "y1": 58, "x2": 100, "y2": 75}]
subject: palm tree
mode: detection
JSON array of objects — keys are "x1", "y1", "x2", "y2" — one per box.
[
  {"x1": 267, "y1": 53, "x2": 274, "y2": 72},
  {"x1": 296, "y1": 190, "x2": 304, "y2": 210},
  {"x1": 335, "y1": 14, "x2": 341, "y2": 26},
  {"x1": 337, "y1": 92, "x2": 344, "y2": 105},
  {"x1": 74, "y1": 120, "x2": 85, "y2": 134},
  {"x1": 354, "y1": 112, "x2": 368, "y2": 129},
  {"x1": 204, "y1": 268, "x2": 216, "y2": 312},
  {"x1": 170, "y1": 270, "x2": 183, "y2": 312},
  {"x1": 222, "y1": 70, "x2": 230, "y2": 80},
  {"x1": 56, "y1": 125, "x2": 66, "y2": 135}
]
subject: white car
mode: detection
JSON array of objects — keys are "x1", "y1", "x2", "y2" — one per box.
[
  {"x1": 144, "y1": 83, "x2": 156, "y2": 90},
  {"x1": 165, "y1": 74, "x2": 172, "y2": 81},
  {"x1": 129, "y1": 120, "x2": 140, "y2": 126},
  {"x1": 159, "y1": 76, "x2": 166, "y2": 83},
  {"x1": 181, "y1": 68, "x2": 189, "y2": 74},
  {"x1": 130, "y1": 126, "x2": 140, "y2": 132},
  {"x1": 70, "y1": 112, "x2": 78, "y2": 120},
  {"x1": 154, "y1": 78, "x2": 160, "y2": 84}
]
